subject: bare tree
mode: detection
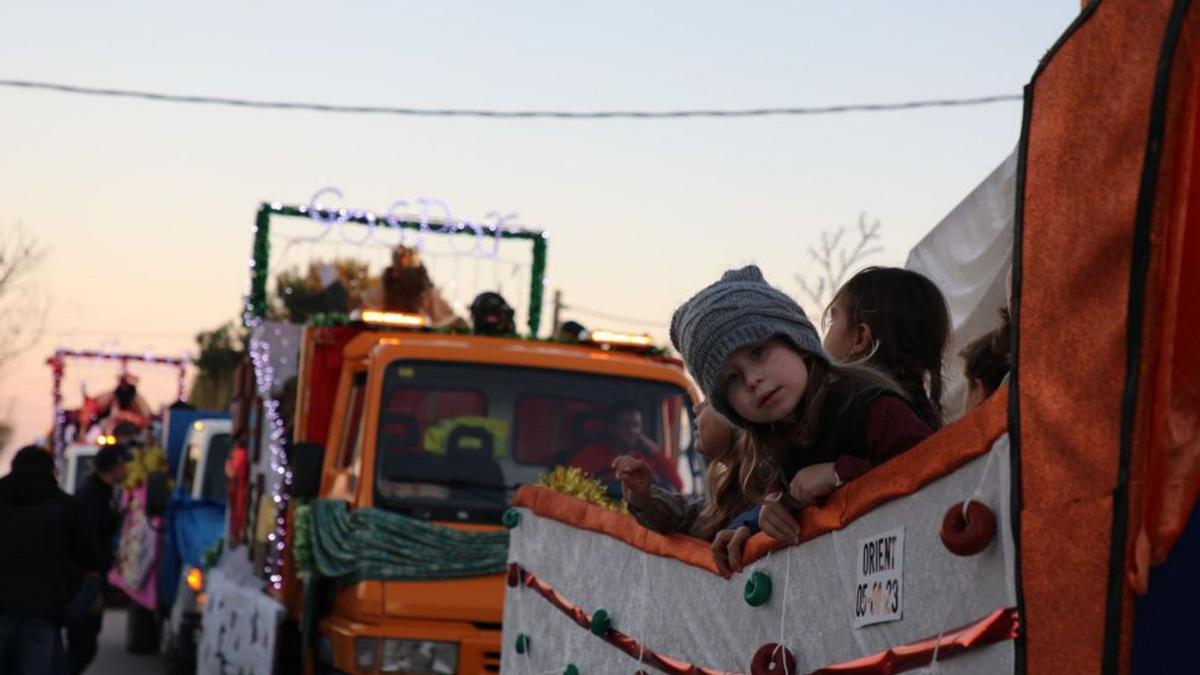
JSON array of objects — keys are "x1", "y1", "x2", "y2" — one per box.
[
  {"x1": 0, "y1": 224, "x2": 48, "y2": 371},
  {"x1": 795, "y1": 212, "x2": 883, "y2": 310}
]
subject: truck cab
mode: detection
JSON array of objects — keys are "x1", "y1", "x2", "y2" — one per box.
[
  {"x1": 293, "y1": 324, "x2": 697, "y2": 674},
  {"x1": 155, "y1": 417, "x2": 234, "y2": 673},
  {"x1": 59, "y1": 443, "x2": 99, "y2": 494}
]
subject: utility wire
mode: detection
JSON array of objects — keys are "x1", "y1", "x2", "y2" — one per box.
[
  {"x1": 562, "y1": 303, "x2": 669, "y2": 328},
  {"x1": 0, "y1": 78, "x2": 1022, "y2": 120}
]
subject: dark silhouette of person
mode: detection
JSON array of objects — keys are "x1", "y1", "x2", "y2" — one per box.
[{"x1": 0, "y1": 446, "x2": 98, "y2": 675}]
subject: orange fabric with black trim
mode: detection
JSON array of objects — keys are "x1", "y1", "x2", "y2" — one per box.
[
  {"x1": 513, "y1": 382, "x2": 1008, "y2": 574},
  {"x1": 1015, "y1": 0, "x2": 1198, "y2": 672}
]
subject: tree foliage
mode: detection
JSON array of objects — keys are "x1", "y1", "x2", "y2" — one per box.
[
  {"x1": 189, "y1": 322, "x2": 246, "y2": 410},
  {"x1": 274, "y1": 258, "x2": 375, "y2": 323}
]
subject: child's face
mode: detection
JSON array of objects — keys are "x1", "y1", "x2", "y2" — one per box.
[
  {"x1": 964, "y1": 378, "x2": 988, "y2": 413},
  {"x1": 694, "y1": 401, "x2": 734, "y2": 461},
  {"x1": 822, "y1": 296, "x2": 868, "y2": 361},
  {"x1": 721, "y1": 337, "x2": 809, "y2": 424}
]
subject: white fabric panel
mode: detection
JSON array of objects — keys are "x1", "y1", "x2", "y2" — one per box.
[
  {"x1": 906, "y1": 151, "x2": 1016, "y2": 421},
  {"x1": 502, "y1": 435, "x2": 1016, "y2": 674}
]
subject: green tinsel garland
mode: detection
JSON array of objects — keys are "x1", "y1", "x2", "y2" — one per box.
[{"x1": 244, "y1": 202, "x2": 549, "y2": 337}]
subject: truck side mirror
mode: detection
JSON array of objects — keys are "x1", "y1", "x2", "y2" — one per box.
[
  {"x1": 289, "y1": 442, "x2": 325, "y2": 499},
  {"x1": 145, "y1": 470, "x2": 172, "y2": 518}
]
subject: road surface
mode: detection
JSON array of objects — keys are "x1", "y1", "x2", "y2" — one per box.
[{"x1": 87, "y1": 609, "x2": 163, "y2": 675}]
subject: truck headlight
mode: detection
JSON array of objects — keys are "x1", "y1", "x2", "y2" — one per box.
[
  {"x1": 380, "y1": 639, "x2": 459, "y2": 674},
  {"x1": 354, "y1": 637, "x2": 378, "y2": 671}
]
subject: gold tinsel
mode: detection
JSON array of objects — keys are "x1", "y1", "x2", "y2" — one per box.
[
  {"x1": 536, "y1": 466, "x2": 627, "y2": 513},
  {"x1": 123, "y1": 445, "x2": 169, "y2": 490}
]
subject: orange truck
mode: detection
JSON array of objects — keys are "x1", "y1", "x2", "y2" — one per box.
[{"x1": 196, "y1": 201, "x2": 700, "y2": 675}]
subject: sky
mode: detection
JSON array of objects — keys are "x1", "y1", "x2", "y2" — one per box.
[{"x1": 0, "y1": 1, "x2": 1080, "y2": 460}]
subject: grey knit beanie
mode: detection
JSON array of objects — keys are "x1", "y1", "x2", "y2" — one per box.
[{"x1": 670, "y1": 265, "x2": 829, "y2": 426}]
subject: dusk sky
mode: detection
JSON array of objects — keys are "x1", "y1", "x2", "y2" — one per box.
[{"x1": 0, "y1": 1, "x2": 1079, "y2": 460}]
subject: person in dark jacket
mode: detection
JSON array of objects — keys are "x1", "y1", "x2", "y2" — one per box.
[
  {"x1": 0, "y1": 446, "x2": 99, "y2": 675},
  {"x1": 65, "y1": 444, "x2": 128, "y2": 675}
]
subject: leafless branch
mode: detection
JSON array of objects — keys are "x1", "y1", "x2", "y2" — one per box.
[
  {"x1": 794, "y1": 212, "x2": 884, "y2": 311},
  {"x1": 0, "y1": 223, "x2": 48, "y2": 371}
]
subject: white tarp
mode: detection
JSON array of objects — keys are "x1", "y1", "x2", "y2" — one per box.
[
  {"x1": 502, "y1": 436, "x2": 1017, "y2": 674},
  {"x1": 906, "y1": 150, "x2": 1016, "y2": 421}
]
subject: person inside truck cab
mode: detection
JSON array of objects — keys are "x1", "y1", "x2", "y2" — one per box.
[{"x1": 566, "y1": 402, "x2": 683, "y2": 492}]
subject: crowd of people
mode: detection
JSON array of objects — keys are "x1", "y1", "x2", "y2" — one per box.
[
  {"x1": 613, "y1": 264, "x2": 1011, "y2": 575},
  {"x1": 0, "y1": 443, "x2": 131, "y2": 675}
]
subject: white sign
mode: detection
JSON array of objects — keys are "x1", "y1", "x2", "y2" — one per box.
[
  {"x1": 198, "y1": 568, "x2": 282, "y2": 675},
  {"x1": 853, "y1": 527, "x2": 905, "y2": 628}
]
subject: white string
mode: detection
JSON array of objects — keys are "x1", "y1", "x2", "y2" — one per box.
[
  {"x1": 635, "y1": 552, "x2": 648, "y2": 668},
  {"x1": 963, "y1": 444, "x2": 1000, "y2": 521},
  {"x1": 928, "y1": 446, "x2": 999, "y2": 672},
  {"x1": 775, "y1": 550, "x2": 794, "y2": 675}
]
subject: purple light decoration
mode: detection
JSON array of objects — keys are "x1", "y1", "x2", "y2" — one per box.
[
  {"x1": 247, "y1": 319, "x2": 293, "y2": 591},
  {"x1": 46, "y1": 348, "x2": 190, "y2": 455}
]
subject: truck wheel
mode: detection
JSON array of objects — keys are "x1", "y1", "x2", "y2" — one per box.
[
  {"x1": 125, "y1": 603, "x2": 159, "y2": 654},
  {"x1": 164, "y1": 637, "x2": 196, "y2": 675}
]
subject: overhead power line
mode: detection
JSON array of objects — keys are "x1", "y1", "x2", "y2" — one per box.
[
  {"x1": 562, "y1": 303, "x2": 669, "y2": 328},
  {"x1": 0, "y1": 78, "x2": 1022, "y2": 120}
]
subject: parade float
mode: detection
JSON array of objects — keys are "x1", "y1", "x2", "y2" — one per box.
[
  {"x1": 196, "y1": 195, "x2": 701, "y2": 675},
  {"x1": 500, "y1": 1, "x2": 1200, "y2": 673}
]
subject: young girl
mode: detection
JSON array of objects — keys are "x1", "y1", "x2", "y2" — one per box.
[
  {"x1": 613, "y1": 400, "x2": 749, "y2": 540},
  {"x1": 671, "y1": 265, "x2": 933, "y2": 575},
  {"x1": 822, "y1": 266, "x2": 950, "y2": 429},
  {"x1": 960, "y1": 310, "x2": 1011, "y2": 412}
]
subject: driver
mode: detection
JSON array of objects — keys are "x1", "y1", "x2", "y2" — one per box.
[{"x1": 568, "y1": 402, "x2": 683, "y2": 491}]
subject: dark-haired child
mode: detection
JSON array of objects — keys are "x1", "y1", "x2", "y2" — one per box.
[
  {"x1": 961, "y1": 311, "x2": 1011, "y2": 412},
  {"x1": 822, "y1": 266, "x2": 950, "y2": 429}
]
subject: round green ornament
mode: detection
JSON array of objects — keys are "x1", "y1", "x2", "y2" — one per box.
[
  {"x1": 503, "y1": 508, "x2": 521, "y2": 529},
  {"x1": 744, "y1": 571, "x2": 773, "y2": 607},
  {"x1": 564, "y1": 664, "x2": 580, "y2": 675},
  {"x1": 515, "y1": 633, "x2": 531, "y2": 655},
  {"x1": 590, "y1": 608, "x2": 611, "y2": 636}
]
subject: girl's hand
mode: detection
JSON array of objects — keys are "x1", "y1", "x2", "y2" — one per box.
[
  {"x1": 787, "y1": 462, "x2": 839, "y2": 507},
  {"x1": 611, "y1": 455, "x2": 652, "y2": 510},
  {"x1": 711, "y1": 526, "x2": 752, "y2": 578},
  {"x1": 759, "y1": 497, "x2": 800, "y2": 545}
]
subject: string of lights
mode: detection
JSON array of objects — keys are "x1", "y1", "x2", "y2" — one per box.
[{"x1": 0, "y1": 78, "x2": 1022, "y2": 120}]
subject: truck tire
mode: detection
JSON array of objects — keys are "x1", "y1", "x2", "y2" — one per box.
[
  {"x1": 164, "y1": 638, "x2": 195, "y2": 675},
  {"x1": 125, "y1": 603, "x2": 159, "y2": 654}
]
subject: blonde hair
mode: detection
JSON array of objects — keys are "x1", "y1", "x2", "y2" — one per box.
[{"x1": 697, "y1": 433, "x2": 751, "y2": 539}]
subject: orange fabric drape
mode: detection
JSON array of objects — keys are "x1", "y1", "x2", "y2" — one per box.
[{"x1": 1014, "y1": 0, "x2": 1200, "y2": 672}]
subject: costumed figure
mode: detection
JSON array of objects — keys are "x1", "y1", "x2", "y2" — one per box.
[
  {"x1": 93, "y1": 374, "x2": 153, "y2": 437},
  {"x1": 364, "y1": 246, "x2": 467, "y2": 329}
]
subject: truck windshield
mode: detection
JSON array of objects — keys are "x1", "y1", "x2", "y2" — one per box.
[
  {"x1": 200, "y1": 433, "x2": 233, "y2": 502},
  {"x1": 374, "y1": 360, "x2": 693, "y2": 524}
]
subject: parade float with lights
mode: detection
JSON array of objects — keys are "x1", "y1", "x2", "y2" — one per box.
[
  {"x1": 193, "y1": 188, "x2": 701, "y2": 675},
  {"x1": 500, "y1": 1, "x2": 1200, "y2": 673}
]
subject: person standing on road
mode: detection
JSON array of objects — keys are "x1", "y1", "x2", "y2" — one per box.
[
  {"x1": 0, "y1": 446, "x2": 99, "y2": 675},
  {"x1": 66, "y1": 444, "x2": 129, "y2": 675}
]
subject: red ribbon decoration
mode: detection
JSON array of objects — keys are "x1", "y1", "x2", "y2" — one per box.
[{"x1": 511, "y1": 564, "x2": 1019, "y2": 675}]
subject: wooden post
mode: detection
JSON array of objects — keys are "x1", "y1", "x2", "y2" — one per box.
[{"x1": 551, "y1": 289, "x2": 563, "y2": 337}]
